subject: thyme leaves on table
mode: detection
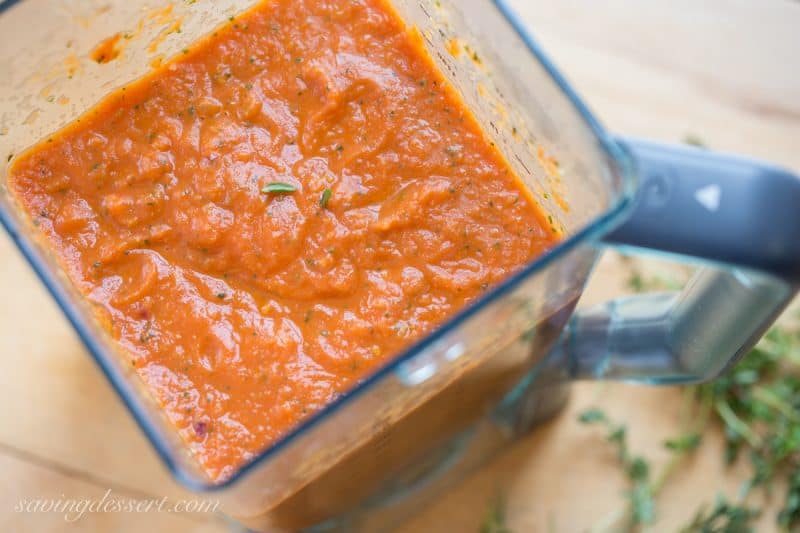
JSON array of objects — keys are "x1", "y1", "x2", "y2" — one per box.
[
  {"x1": 679, "y1": 495, "x2": 761, "y2": 533},
  {"x1": 578, "y1": 389, "x2": 708, "y2": 531},
  {"x1": 479, "y1": 257, "x2": 797, "y2": 532},
  {"x1": 697, "y1": 326, "x2": 800, "y2": 530},
  {"x1": 578, "y1": 409, "x2": 657, "y2": 526},
  {"x1": 576, "y1": 266, "x2": 800, "y2": 532}
]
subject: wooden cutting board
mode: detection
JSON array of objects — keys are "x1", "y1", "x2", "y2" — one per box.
[{"x1": 1, "y1": 1, "x2": 798, "y2": 531}]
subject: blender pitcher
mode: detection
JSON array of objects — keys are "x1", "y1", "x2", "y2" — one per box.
[{"x1": 0, "y1": 0, "x2": 798, "y2": 531}]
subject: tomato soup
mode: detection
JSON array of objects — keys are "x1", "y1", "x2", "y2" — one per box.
[{"x1": 9, "y1": 0, "x2": 558, "y2": 480}]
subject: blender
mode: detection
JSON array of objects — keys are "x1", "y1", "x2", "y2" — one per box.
[{"x1": 1, "y1": 0, "x2": 798, "y2": 530}]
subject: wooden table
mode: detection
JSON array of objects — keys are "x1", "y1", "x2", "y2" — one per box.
[{"x1": 2, "y1": 1, "x2": 798, "y2": 531}]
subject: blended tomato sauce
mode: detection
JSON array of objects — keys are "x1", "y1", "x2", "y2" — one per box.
[{"x1": 9, "y1": 0, "x2": 558, "y2": 480}]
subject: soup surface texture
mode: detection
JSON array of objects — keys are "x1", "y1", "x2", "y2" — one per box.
[{"x1": 9, "y1": 0, "x2": 558, "y2": 479}]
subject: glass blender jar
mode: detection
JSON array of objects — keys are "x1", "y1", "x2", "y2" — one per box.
[{"x1": 1, "y1": 0, "x2": 798, "y2": 530}]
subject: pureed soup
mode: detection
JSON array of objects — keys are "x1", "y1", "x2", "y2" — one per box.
[{"x1": 9, "y1": 0, "x2": 559, "y2": 481}]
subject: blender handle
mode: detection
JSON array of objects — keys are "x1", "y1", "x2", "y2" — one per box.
[{"x1": 559, "y1": 137, "x2": 800, "y2": 384}]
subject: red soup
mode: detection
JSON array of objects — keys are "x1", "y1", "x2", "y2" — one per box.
[{"x1": 8, "y1": 0, "x2": 559, "y2": 480}]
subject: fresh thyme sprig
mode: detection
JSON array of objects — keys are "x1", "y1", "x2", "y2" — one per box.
[
  {"x1": 478, "y1": 255, "x2": 797, "y2": 532},
  {"x1": 578, "y1": 409, "x2": 656, "y2": 526},
  {"x1": 577, "y1": 261, "x2": 800, "y2": 532},
  {"x1": 680, "y1": 494, "x2": 760, "y2": 533},
  {"x1": 578, "y1": 385, "x2": 710, "y2": 531},
  {"x1": 696, "y1": 326, "x2": 800, "y2": 530}
]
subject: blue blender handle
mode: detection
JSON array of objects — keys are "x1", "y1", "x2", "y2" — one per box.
[{"x1": 561, "y1": 137, "x2": 800, "y2": 384}]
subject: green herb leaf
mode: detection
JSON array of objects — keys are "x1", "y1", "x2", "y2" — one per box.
[
  {"x1": 578, "y1": 408, "x2": 607, "y2": 424},
  {"x1": 319, "y1": 187, "x2": 332, "y2": 208},
  {"x1": 629, "y1": 482, "x2": 656, "y2": 525},
  {"x1": 779, "y1": 468, "x2": 800, "y2": 527},
  {"x1": 695, "y1": 324, "x2": 800, "y2": 529},
  {"x1": 608, "y1": 426, "x2": 627, "y2": 446},
  {"x1": 680, "y1": 494, "x2": 760, "y2": 532},
  {"x1": 261, "y1": 182, "x2": 297, "y2": 194},
  {"x1": 664, "y1": 433, "x2": 702, "y2": 452},
  {"x1": 627, "y1": 457, "x2": 650, "y2": 482},
  {"x1": 683, "y1": 134, "x2": 707, "y2": 149}
]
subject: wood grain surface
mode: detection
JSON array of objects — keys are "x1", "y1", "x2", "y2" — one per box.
[{"x1": 1, "y1": 1, "x2": 797, "y2": 531}]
